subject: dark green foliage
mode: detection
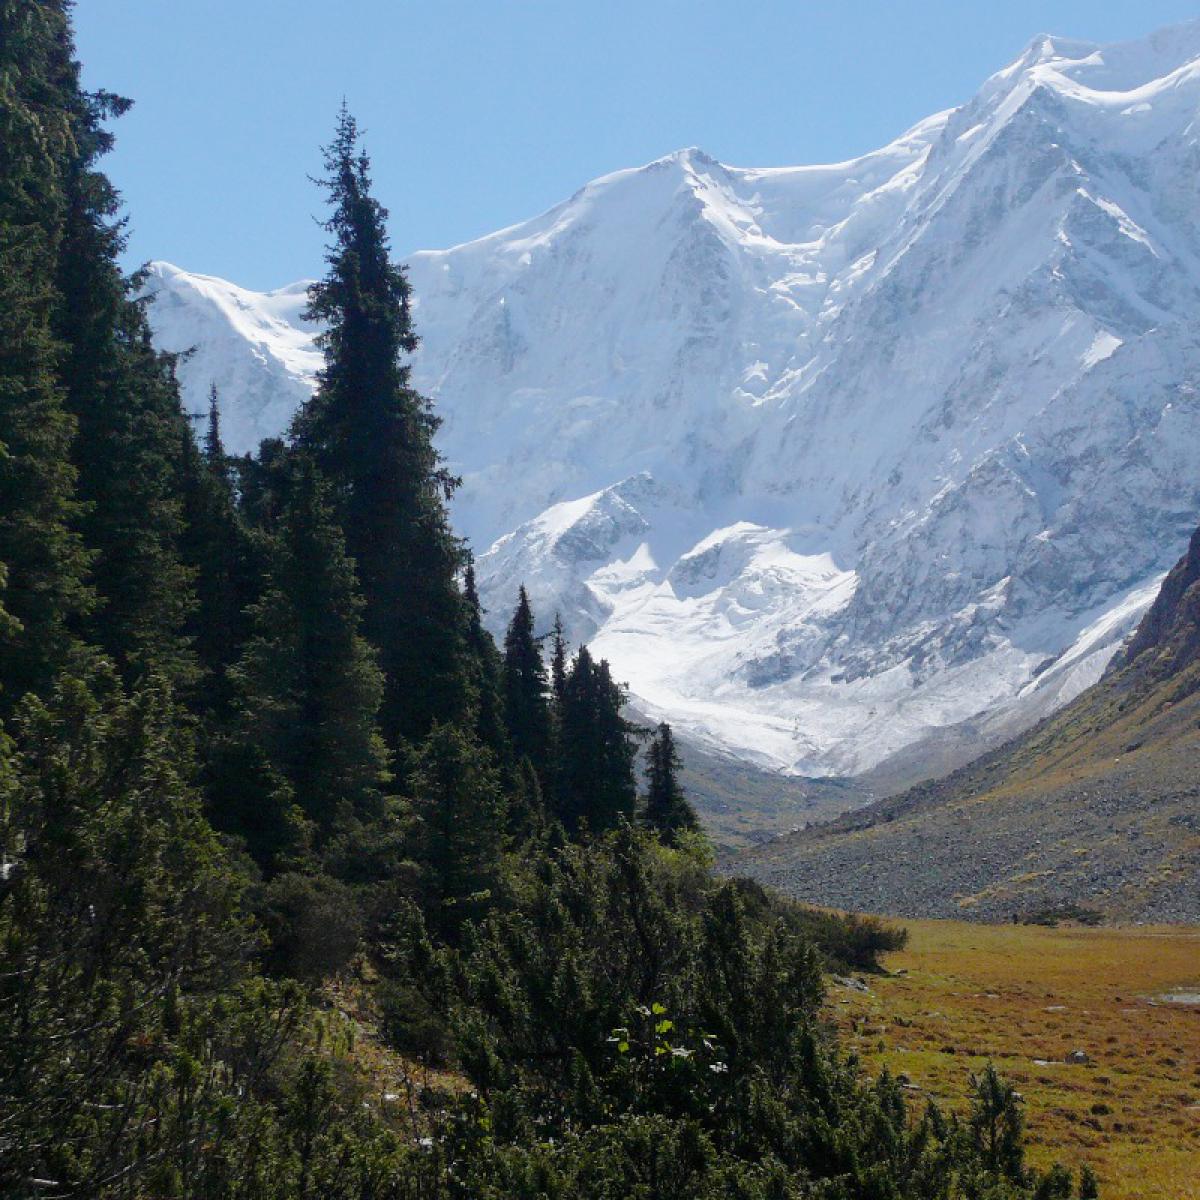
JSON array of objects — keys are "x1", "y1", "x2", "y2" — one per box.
[
  {"x1": 258, "y1": 870, "x2": 364, "y2": 983},
  {"x1": 507, "y1": 753, "x2": 546, "y2": 840},
  {"x1": 550, "y1": 611, "x2": 568, "y2": 704},
  {"x1": 503, "y1": 585, "x2": 552, "y2": 780},
  {"x1": 232, "y1": 434, "x2": 290, "y2": 530},
  {"x1": 764, "y1": 891, "x2": 910, "y2": 972},
  {"x1": 295, "y1": 107, "x2": 470, "y2": 745},
  {"x1": 178, "y1": 393, "x2": 258, "y2": 710},
  {"x1": 545, "y1": 610, "x2": 569, "y2": 812},
  {"x1": 557, "y1": 645, "x2": 639, "y2": 834},
  {"x1": 51, "y1": 68, "x2": 198, "y2": 689},
  {"x1": 0, "y1": 667, "x2": 415, "y2": 1198},
  {"x1": 456, "y1": 825, "x2": 713, "y2": 1113},
  {"x1": 1033, "y1": 1165, "x2": 1079, "y2": 1200},
  {"x1": 202, "y1": 732, "x2": 310, "y2": 876},
  {"x1": 0, "y1": 0, "x2": 93, "y2": 710},
  {"x1": 375, "y1": 897, "x2": 455, "y2": 1062},
  {"x1": 642, "y1": 721, "x2": 700, "y2": 844},
  {"x1": 447, "y1": 828, "x2": 1087, "y2": 1198},
  {"x1": 203, "y1": 381, "x2": 231, "y2": 484},
  {"x1": 448, "y1": 1113, "x2": 801, "y2": 1199},
  {"x1": 1019, "y1": 903, "x2": 1105, "y2": 928},
  {"x1": 213, "y1": 458, "x2": 388, "y2": 866},
  {"x1": 455, "y1": 824, "x2": 833, "y2": 1139},
  {"x1": 0, "y1": 563, "x2": 17, "y2": 645},
  {"x1": 408, "y1": 721, "x2": 506, "y2": 941},
  {"x1": 969, "y1": 1063, "x2": 1027, "y2": 1183},
  {"x1": 0, "y1": 666, "x2": 248, "y2": 1195},
  {"x1": 463, "y1": 557, "x2": 509, "y2": 766}
]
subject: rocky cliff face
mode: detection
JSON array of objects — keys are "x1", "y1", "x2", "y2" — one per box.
[
  {"x1": 146, "y1": 20, "x2": 1200, "y2": 780},
  {"x1": 1115, "y1": 526, "x2": 1200, "y2": 679}
]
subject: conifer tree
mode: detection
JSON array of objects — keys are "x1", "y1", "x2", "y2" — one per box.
[
  {"x1": 642, "y1": 722, "x2": 700, "y2": 845},
  {"x1": 232, "y1": 434, "x2": 290, "y2": 531},
  {"x1": 47, "y1": 40, "x2": 198, "y2": 689},
  {"x1": 970, "y1": 1064, "x2": 1028, "y2": 1184},
  {"x1": 179, "y1": 393, "x2": 257, "y2": 710},
  {"x1": 216, "y1": 458, "x2": 388, "y2": 864},
  {"x1": 550, "y1": 612, "x2": 568, "y2": 706},
  {"x1": 0, "y1": 0, "x2": 93, "y2": 711},
  {"x1": 542, "y1": 611, "x2": 570, "y2": 815},
  {"x1": 503, "y1": 585, "x2": 551, "y2": 784},
  {"x1": 556, "y1": 646, "x2": 638, "y2": 835},
  {"x1": 591, "y1": 656, "x2": 639, "y2": 826},
  {"x1": 203, "y1": 381, "x2": 230, "y2": 485},
  {"x1": 463, "y1": 557, "x2": 509, "y2": 767},
  {"x1": 507, "y1": 755, "x2": 546, "y2": 841},
  {"x1": 295, "y1": 107, "x2": 470, "y2": 745},
  {"x1": 409, "y1": 722, "x2": 505, "y2": 942}
]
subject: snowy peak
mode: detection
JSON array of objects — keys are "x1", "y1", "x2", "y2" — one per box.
[
  {"x1": 147, "y1": 20, "x2": 1200, "y2": 780},
  {"x1": 986, "y1": 18, "x2": 1200, "y2": 99},
  {"x1": 145, "y1": 262, "x2": 319, "y2": 451}
]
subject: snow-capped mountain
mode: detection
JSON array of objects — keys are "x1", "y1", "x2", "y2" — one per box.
[{"x1": 146, "y1": 21, "x2": 1200, "y2": 778}]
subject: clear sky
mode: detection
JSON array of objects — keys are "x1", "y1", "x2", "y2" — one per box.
[{"x1": 74, "y1": 1, "x2": 1199, "y2": 290}]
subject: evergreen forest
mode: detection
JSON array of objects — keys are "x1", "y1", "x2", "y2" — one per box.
[{"x1": 0, "y1": 5, "x2": 1101, "y2": 1196}]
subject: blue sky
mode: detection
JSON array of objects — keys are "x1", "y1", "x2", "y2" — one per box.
[{"x1": 75, "y1": 1, "x2": 1199, "y2": 290}]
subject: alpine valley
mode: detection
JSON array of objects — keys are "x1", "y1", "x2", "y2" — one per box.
[{"x1": 146, "y1": 21, "x2": 1200, "y2": 792}]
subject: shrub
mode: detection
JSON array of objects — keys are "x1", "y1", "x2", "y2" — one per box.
[{"x1": 258, "y1": 871, "x2": 363, "y2": 983}]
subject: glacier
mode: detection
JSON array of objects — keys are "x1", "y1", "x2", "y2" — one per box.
[{"x1": 145, "y1": 21, "x2": 1200, "y2": 779}]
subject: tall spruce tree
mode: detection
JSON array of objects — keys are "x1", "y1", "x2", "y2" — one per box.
[
  {"x1": 0, "y1": 0, "x2": 93, "y2": 712},
  {"x1": 549, "y1": 612, "x2": 568, "y2": 706},
  {"x1": 47, "y1": 33, "x2": 197, "y2": 689},
  {"x1": 503, "y1": 585, "x2": 551, "y2": 785},
  {"x1": 179, "y1": 392, "x2": 257, "y2": 711},
  {"x1": 543, "y1": 611, "x2": 570, "y2": 816},
  {"x1": 463, "y1": 557, "x2": 509, "y2": 767},
  {"x1": 556, "y1": 646, "x2": 638, "y2": 835},
  {"x1": 202, "y1": 382, "x2": 230, "y2": 485},
  {"x1": 295, "y1": 107, "x2": 470, "y2": 745},
  {"x1": 215, "y1": 458, "x2": 389, "y2": 865},
  {"x1": 232, "y1": 434, "x2": 289, "y2": 531},
  {"x1": 642, "y1": 722, "x2": 699, "y2": 845},
  {"x1": 409, "y1": 722, "x2": 506, "y2": 943}
]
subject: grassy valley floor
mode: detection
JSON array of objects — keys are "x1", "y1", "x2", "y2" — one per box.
[{"x1": 826, "y1": 918, "x2": 1200, "y2": 1200}]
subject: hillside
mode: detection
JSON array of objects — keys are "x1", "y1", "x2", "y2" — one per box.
[
  {"x1": 729, "y1": 527, "x2": 1200, "y2": 922},
  {"x1": 148, "y1": 20, "x2": 1200, "y2": 783},
  {"x1": 674, "y1": 735, "x2": 870, "y2": 851}
]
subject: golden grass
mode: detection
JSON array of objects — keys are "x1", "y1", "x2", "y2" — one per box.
[{"x1": 827, "y1": 918, "x2": 1200, "y2": 1200}]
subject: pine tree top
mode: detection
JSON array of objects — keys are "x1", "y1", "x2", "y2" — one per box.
[
  {"x1": 203, "y1": 382, "x2": 230, "y2": 483},
  {"x1": 304, "y1": 104, "x2": 418, "y2": 358}
]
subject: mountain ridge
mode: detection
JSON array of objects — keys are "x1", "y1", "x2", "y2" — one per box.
[{"x1": 146, "y1": 18, "x2": 1200, "y2": 782}]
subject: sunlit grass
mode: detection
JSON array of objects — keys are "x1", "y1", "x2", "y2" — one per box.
[{"x1": 826, "y1": 918, "x2": 1200, "y2": 1200}]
